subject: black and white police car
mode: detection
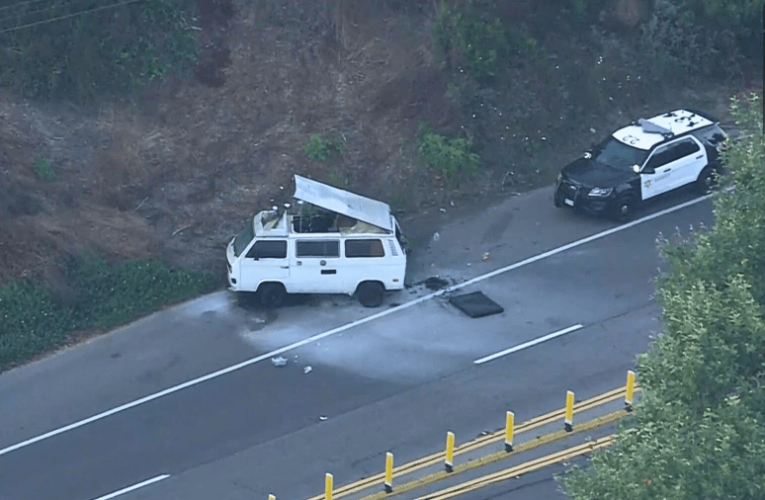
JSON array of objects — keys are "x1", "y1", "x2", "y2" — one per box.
[{"x1": 554, "y1": 109, "x2": 729, "y2": 221}]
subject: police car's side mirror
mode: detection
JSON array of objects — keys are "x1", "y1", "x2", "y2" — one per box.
[{"x1": 632, "y1": 164, "x2": 640, "y2": 174}]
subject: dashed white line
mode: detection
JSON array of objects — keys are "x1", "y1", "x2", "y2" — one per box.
[
  {"x1": 474, "y1": 324, "x2": 585, "y2": 365},
  {"x1": 92, "y1": 475, "x2": 170, "y2": 500},
  {"x1": 0, "y1": 191, "x2": 715, "y2": 458}
]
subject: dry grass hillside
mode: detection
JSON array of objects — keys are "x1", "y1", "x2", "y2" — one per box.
[{"x1": 0, "y1": 0, "x2": 760, "y2": 287}]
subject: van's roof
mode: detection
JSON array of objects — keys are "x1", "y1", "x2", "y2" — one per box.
[{"x1": 294, "y1": 175, "x2": 393, "y2": 232}]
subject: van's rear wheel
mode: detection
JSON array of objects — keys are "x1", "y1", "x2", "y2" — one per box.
[
  {"x1": 357, "y1": 281, "x2": 385, "y2": 308},
  {"x1": 258, "y1": 283, "x2": 286, "y2": 309}
]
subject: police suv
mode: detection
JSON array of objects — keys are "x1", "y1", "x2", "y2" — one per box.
[{"x1": 554, "y1": 109, "x2": 728, "y2": 221}]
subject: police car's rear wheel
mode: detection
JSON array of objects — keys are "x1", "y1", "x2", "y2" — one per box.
[
  {"x1": 696, "y1": 166, "x2": 717, "y2": 194},
  {"x1": 357, "y1": 281, "x2": 384, "y2": 308},
  {"x1": 259, "y1": 283, "x2": 286, "y2": 309}
]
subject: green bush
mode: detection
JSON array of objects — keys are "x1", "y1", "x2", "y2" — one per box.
[
  {"x1": 433, "y1": 0, "x2": 509, "y2": 82},
  {"x1": 33, "y1": 159, "x2": 54, "y2": 182},
  {"x1": 639, "y1": 0, "x2": 759, "y2": 79},
  {"x1": 0, "y1": 0, "x2": 198, "y2": 102},
  {"x1": 0, "y1": 255, "x2": 219, "y2": 372},
  {"x1": 416, "y1": 123, "x2": 480, "y2": 182},
  {"x1": 303, "y1": 133, "x2": 341, "y2": 162}
]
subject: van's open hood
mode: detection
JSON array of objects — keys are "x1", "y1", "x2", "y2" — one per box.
[{"x1": 293, "y1": 175, "x2": 393, "y2": 232}]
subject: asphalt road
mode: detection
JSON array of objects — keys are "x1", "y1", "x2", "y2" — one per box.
[{"x1": 0, "y1": 183, "x2": 714, "y2": 500}]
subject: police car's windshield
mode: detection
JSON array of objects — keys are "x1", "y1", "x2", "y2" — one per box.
[{"x1": 593, "y1": 138, "x2": 649, "y2": 172}]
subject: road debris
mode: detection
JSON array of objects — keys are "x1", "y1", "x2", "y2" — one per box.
[
  {"x1": 271, "y1": 356, "x2": 288, "y2": 367},
  {"x1": 304, "y1": 366, "x2": 313, "y2": 374},
  {"x1": 319, "y1": 416, "x2": 328, "y2": 421}
]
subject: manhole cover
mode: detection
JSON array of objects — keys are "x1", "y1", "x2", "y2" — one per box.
[{"x1": 449, "y1": 291, "x2": 504, "y2": 318}]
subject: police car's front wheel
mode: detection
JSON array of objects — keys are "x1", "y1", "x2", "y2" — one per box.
[{"x1": 614, "y1": 196, "x2": 635, "y2": 223}]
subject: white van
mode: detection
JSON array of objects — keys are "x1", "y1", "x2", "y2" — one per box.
[{"x1": 226, "y1": 175, "x2": 408, "y2": 308}]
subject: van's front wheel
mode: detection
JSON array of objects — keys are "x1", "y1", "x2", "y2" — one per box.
[
  {"x1": 357, "y1": 281, "x2": 385, "y2": 308},
  {"x1": 258, "y1": 283, "x2": 286, "y2": 309}
]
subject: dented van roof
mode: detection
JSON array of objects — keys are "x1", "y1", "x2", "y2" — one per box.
[{"x1": 293, "y1": 175, "x2": 393, "y2": 232}]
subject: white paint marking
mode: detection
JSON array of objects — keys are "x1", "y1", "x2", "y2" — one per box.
[
  {"x1": 92, "y1": 475, "x2": 170, "y2": 500},
  {"x1": 474, "y1": 324, "x2": 584, "y2": 365},
  {"x1": 0, "y1": 192, "x2": 716, "y2": 458}
]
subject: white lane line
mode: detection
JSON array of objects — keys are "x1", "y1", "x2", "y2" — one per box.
[
  {"x1": 0, "y1": 192, "x2": 714, "y2": 458},
  {"x1": 92, "y1": 475, "x2": 170, "y2": 500},
  {"x1": 474, "y1": 324, "x2": 584, "y2": 365}
]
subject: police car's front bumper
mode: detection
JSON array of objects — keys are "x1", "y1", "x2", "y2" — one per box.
[{"x1": 554, "y1": 180, "x2": 618, "y2": 217}]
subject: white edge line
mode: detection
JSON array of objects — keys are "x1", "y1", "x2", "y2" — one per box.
[
  {"x1": 474, "y1": 324, "x2": 584, "y2": 365},
  {"x1": 92, "y1": 474, "x2": 170, "y2": 500},
  {"x1": 0, "y1": 191, "x2": 718, "y2": 458}
]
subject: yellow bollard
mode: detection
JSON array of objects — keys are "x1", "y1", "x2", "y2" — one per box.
[
  {"x1": 565, "y1": 390, "x2": 574, "y2": 432},
  {"x1": 445, "y1": 431, "x2": 455, "y2": 472},
  {"x1": 625, "y1": 370, "x2": 636, "y2": 411},
  {"x1": 268, "y1": 495, "x2": 275, "y2": 500},
  {"x1": 504, "y1": 411, "x2": 515, "y2": 452},
  {"x1": 384, "y1": 452, "x2": 394, "y2": 493},
  {"x1": 325, "y1": 473, "x2": 333, "y2": 500}
]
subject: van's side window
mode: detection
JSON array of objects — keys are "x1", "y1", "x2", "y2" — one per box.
[
  {"x1": 246, "y1": 240, "x2": 287, "y2": 259},
  {"x1": 296, "y1": 240, "x2": 340, "y2": 258},
  {"x1": 345, "y1": 239, "x2": 385, "y2": 258}
]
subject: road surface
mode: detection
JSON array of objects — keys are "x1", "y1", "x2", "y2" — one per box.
[{"x1": 0, "y1": 184, "x2": 714, "y2": 500}]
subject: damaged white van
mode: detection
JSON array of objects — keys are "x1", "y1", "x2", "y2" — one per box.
[{"x1": 226, "y1": 175, "x2": 408, "y2": 308}]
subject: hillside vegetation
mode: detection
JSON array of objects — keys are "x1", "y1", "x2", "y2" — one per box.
[{"x1": 0, "y1": 0, "x2": 761, "y2": 368}]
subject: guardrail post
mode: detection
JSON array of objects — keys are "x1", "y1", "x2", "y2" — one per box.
[
  {"x1": 445, "y1": 431, "x2": 455, "y2": 472},
  {"x1": 565, "y1": 390, "x2": 574, "y2": 432},
  {"x1": 504, "y1": 411, "x2": 515, "y2": 452},
  {"x1": 625, "y1": 370, "x2": 636, "y2": 412},
  {"x1": 325, "y1": 473, "x2": 333, "y2": 500},
  {"x1": 384, "y1": 452, "x2": 393, "y2": 493}
]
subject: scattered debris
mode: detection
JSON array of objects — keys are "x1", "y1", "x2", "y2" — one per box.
[
  {"x1": 482, "y1": 252, "x2": 490, "y2": 261},
  {"x1": 433, "y1": 231, "x2": 440, "y2": 242},
  {"x1": 304, "y1": 366, "x2": 313, "y2": 374},
  {"x1": 271, "y1": 356, "x2": 288, "y2": 367},
  {"x1": 423, "y1": 277, "x2": 449, "y2": 291},
  {"x1": 439, "y1": 208, "x2": 446, "y2": 213},
  {"x1": 319, "y1": 416, "x2": 328, "y2": 421}
]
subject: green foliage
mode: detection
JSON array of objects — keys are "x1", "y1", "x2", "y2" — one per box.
[
  {"x1": 416, "y1": 123, "x2": 480, "y2": 182},
  {"x1": 559, "y1": 94, "x2": 765, "y2": 500},
  {"x1": 33, "y1": 158, "x2": 54, "y2": 182},
  {"x1": 303, "y1": 133, "x2": 342, "y2": 162},
  {"x1": 0, "y1": 0, "x2": 199, "y2": 102},
  {"x1": 0, "y1": 254, "x2": 219, "y2": 372},
  {"x1": 433, "y1": 1, "x2": 517, "y2": 83},
  {"x1": 640, "y1": 0, "x2": 759, "y2": 79}
]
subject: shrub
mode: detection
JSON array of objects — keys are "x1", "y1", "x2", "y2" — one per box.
[
  {"x1": 639, "y1": 0, "x2": 758, "y2": 80},
  {"x1": 0, "y1": 254, "x2": 219, "y2": 372},
  {"x1": 432, "y1": 0, "x2": 509, "y2": 83},
  {"x1": 416, "y1": 123, "x2": 480, "y2": 182},
  {"x1": 303, "y1": 133, "x2": 341, "y2": 162},
  {"x1": 33, "y1": 158, "x2": 54, "y2": 182},
  {"x1": 0, "y1": 0, "x2": 199, "y2": 102}
]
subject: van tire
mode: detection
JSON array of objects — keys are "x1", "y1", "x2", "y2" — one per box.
[
  {"x1": 357, "y1": 281, "x2": 385, "y2": 308},
  {"x1": 258, "y1": 283, "x2": 286, "y2": 309}
]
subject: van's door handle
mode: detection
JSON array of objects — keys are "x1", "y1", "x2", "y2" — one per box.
[
  {"x1": 321, "y1": 269, "x2": 337, "y2": 275},
  {"x1": 280, "y1": 265, "x2": 289, "y2": 269}
]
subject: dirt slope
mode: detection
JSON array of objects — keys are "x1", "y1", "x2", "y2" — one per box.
[{"x1": 0, "y1": 0, "x2": 758, "y2": 286}]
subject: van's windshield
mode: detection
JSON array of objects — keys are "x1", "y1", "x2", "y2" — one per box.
[{"x1": 233, "y1": 220, "x2": 255, "y2": 257}]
